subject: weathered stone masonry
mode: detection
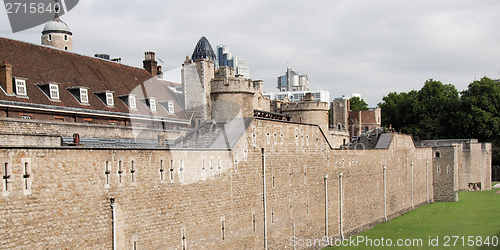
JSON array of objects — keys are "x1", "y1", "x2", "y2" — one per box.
[{"x1": 0, "y1": 118, "x2": 457, "y2": 250}]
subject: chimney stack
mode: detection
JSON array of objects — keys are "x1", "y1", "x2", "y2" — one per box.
[
  {"x1": 0, "y1": 62, "x2": 13, "y2": 95},
  {"x1": 143, "y1": 51, "x2": 158, "y2": 76}
]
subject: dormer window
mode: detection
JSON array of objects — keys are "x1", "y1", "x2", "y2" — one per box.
[
  {"x1": 80, "y1": 88, "x2": 89, "y2": 103},
  {"x1": 94, "y1": 91, "x2": 115, "y2": 107},
  {"x1": 67, "y1": 87, "x2": 89, "y2": 104},
  {"x1": 129, "y1": 95, "x2": 136, "y2": 109},
  {"x1": 118, "y1": 94, "x2": 137, "y2": 109},
  {"x1": 15, "y1": 79, "x2": 27, "y2": 96},
  {"x1": 49, "y1": 84, "x2": 59, "y2": 100},
  {"x1": 36, "y1": 82, "x2": 60, "y2": 101},
  {"x1": 106, "y1": 92, "x2": 114, "y2": 106},
  {"x1": 168, "y1": 101, "x2": 174, "y2": 114},
  {"x1": 149, "y1": 98, "x2": 156, "y2": 112}
]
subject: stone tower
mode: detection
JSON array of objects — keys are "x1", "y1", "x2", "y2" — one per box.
[
  {"x1": 331, "y1": 98, "x2": 350, "y2": 131},
  {"x1": 41, "y1": 0, "x2": 73, "y2": 51},
  {"x1": 182, "y1": 37, "x2": 216, "y2": 126},
  {"x1": 210, "y1": 66, "x2": 262, "y2": 120},
  {"x1": 282, "y1": 93, "x2": 330, "y2": 132}
]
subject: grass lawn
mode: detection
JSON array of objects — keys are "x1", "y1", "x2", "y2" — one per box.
[{"x1": 324, "y1": 184, "x2": 500, "y2": 249}]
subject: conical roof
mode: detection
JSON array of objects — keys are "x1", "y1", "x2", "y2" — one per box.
[{"x1": 191, "y1": 36, "x2": 216, "y2": 63}]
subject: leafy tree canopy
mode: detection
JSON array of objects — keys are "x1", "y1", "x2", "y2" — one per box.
[
  {"x1": 349, "y1": 96, "x2": 369, "y2": 111},
  {"x1": 379, "y1": 77, "x2": 500, "y2": 166}
]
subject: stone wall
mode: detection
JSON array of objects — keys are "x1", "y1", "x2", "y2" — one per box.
[
  {"x1": 330, "y1": 99, "x2": 349, "y2": 131},
  {"x1": 0, "y1": 118, "x2": 443, "y2": 250},
  {"x1": 416, "y1": 139, "x2": 492, "y2": 197},
  {"x1": 0, "y1": 118, "x2": 187, "y2": 142},
  {"x1": 432, "y1": 146, "x2": 459, "y2": 202}
]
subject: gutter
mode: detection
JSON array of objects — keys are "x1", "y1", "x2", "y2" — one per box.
[{"x1": 0, "y1": 101, "x2": 190, "y2": 125}]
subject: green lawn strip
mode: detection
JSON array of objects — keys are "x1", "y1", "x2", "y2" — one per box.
[{"x1": 324, "y1": 186, "x2": 500, "y2": 249}]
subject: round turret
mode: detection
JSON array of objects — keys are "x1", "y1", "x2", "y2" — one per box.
[
  {"x1": 41, "y1": 1, "x2": 73, "y2": 51},
  {"x1": 281, "y1": 93, "x2": 330, "y2": 132}
]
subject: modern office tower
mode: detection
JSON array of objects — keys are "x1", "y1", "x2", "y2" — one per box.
[
  {"x1": 217, "y1": 45, "x2": 250, "y2": 79},
  {"x1": 277, "y1": 67, "x2": 310, "y2": 92}
]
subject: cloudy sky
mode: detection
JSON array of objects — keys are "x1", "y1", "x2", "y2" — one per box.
[{"x1": 1, "y1": 0, "x2": 500, "y2": 106}]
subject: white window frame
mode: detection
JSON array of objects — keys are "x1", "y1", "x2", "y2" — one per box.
[
  {"x1": 149, "y1": 98, "x2": 156, "y2": 111},
  {"x1": 106, "y1": 92, "x2": 114, "y2": 106},
  {"x1": 80, "y1": 88, "x2": 89, "y2": 103},
  {"x1": 15, "y1": 79, "x2": 27, "y2": 96},
  {"x1": 49, "y1": 84, "x2": 59, "y2": 100},
  {"x1": 168, "y1": 101, "x2": 174, "y2": 114},
  {"x1": 129, "y1": 95, "x2": 136, "y2": 109}
]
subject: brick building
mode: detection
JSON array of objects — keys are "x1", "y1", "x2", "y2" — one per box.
[{"x1": 0, "y1": 37, "x2": 191, "y2": 130}]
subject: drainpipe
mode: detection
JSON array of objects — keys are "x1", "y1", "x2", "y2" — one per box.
[
  {"x1": 324, "y1": 174, "x2": 329, "y2": 238},
  {"x1": 426, "y1": 161, "x2": 429, "y2": 203},
  {"x1": 262, "y1": 148, "x2": 267, "y2": 250},
  {"x1": 383, "y1": 166, "x2": 387, "y2": 221},
  {"x1": 411, "y1": 162, "x2": 414, "y2": 210},
  {"x1": 110, "y1": 198, "x2": 116, "y2": 250},
  {"x1": 339, "y1": 172, "x2": 344, "y2": 240}
]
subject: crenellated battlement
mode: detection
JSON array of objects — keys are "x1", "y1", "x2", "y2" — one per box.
[
  {"x1": 281, "y1": 100, "x2": 329, "y2": 111},
  {"x1": 211, "y1": 66, "x2": 261, "y2": 94},
  {"x1": 281, "y1": 93, "x2": 329, "y2": 112}
]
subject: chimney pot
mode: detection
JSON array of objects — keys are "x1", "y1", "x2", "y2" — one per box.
[{"x1": 143, "y1": 51, "x2": 158, "y2": 76}]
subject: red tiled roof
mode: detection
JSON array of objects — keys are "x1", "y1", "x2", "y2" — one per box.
[{"x1": 0, "y1": 36, "x2": 187, "y2": 120}]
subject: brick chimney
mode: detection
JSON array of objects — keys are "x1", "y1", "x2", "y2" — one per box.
[
  {"x1": 0, "y1": 62, "x2": 13, "y2": 94},
  {"x1": 143, "y1": 51, "x2": 158, "y2": 76}
]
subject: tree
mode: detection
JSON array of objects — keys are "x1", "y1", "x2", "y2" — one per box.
[
  {"x1": 459, "y1": 77, "x2": 500, "y2": 165},
  {"x1": 349, "y1": 96, "x2": 369, "y2": 111},
  {"x1": 378, "y1": 79, "x2": 460, "y2": 140},
  {"x1": 379, "y1": 77, "x2": 500, "y2": 166}
]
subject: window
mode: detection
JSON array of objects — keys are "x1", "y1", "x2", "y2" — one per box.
[
  {"x1": 64, "y1": 35, "x2": 68, "y2": 41},
  {"x1": 435, "y1": 151, "x2": 441, "y2": 158},
  {"x1": 129, "y1": 96, "x2": 136, "y2": 109},
  {"x1": 106, "y1": 92, "x2": 114, "y2": 106},
  {"x1": 3, "y1": 163, "x2": 10, "y2": 192},
  {"x1": 149, "y1": 98, "x2": 156, "y2": 111},
  {"x1": 276, "y1": 94, "x2": 287, "y2": 100},
  {"x1": 168, "y1": 101, "x2": 174, "y2": 114},
  {"x1": 437, "y1": 165, "x2": 441, "y2": 174},
  {"x1": 15, "y1": 79, "x2": 26, "y2": 96},
  {"x1": 48, "y1": 34, "x2": 52, "y2": 41},
  {"x1": 80, "y1": 88, "x2": 89, "y2": 103},
  {"x1": 49, "y1": 84, "x2": 59, "y2": 100},
  {"x1": 64, "y1": 46, "x2": 68, "y2": 50}
]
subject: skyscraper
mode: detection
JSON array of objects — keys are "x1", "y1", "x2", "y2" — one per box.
[
  {"x1": 217, "y1": 45, "x2": 250, "y2": 79},
  {"x1": 277, "y1": 67, "x2": 310, "y2": 92}
]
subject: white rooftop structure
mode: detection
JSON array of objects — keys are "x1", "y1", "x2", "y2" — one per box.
[{"x1": 264, "y1": 90, "x2": 330, "y2": 107}]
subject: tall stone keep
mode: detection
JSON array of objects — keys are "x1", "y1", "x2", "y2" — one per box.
[
  {"x1": 182, "y1": 37, "x2": 216, "y2": 126},
  {"x1": 41, "y1": 1, "x2": 73, "y2": 51},
  {"x1": 331, "y1": 98, "x2": 349, "y2": 131}
]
